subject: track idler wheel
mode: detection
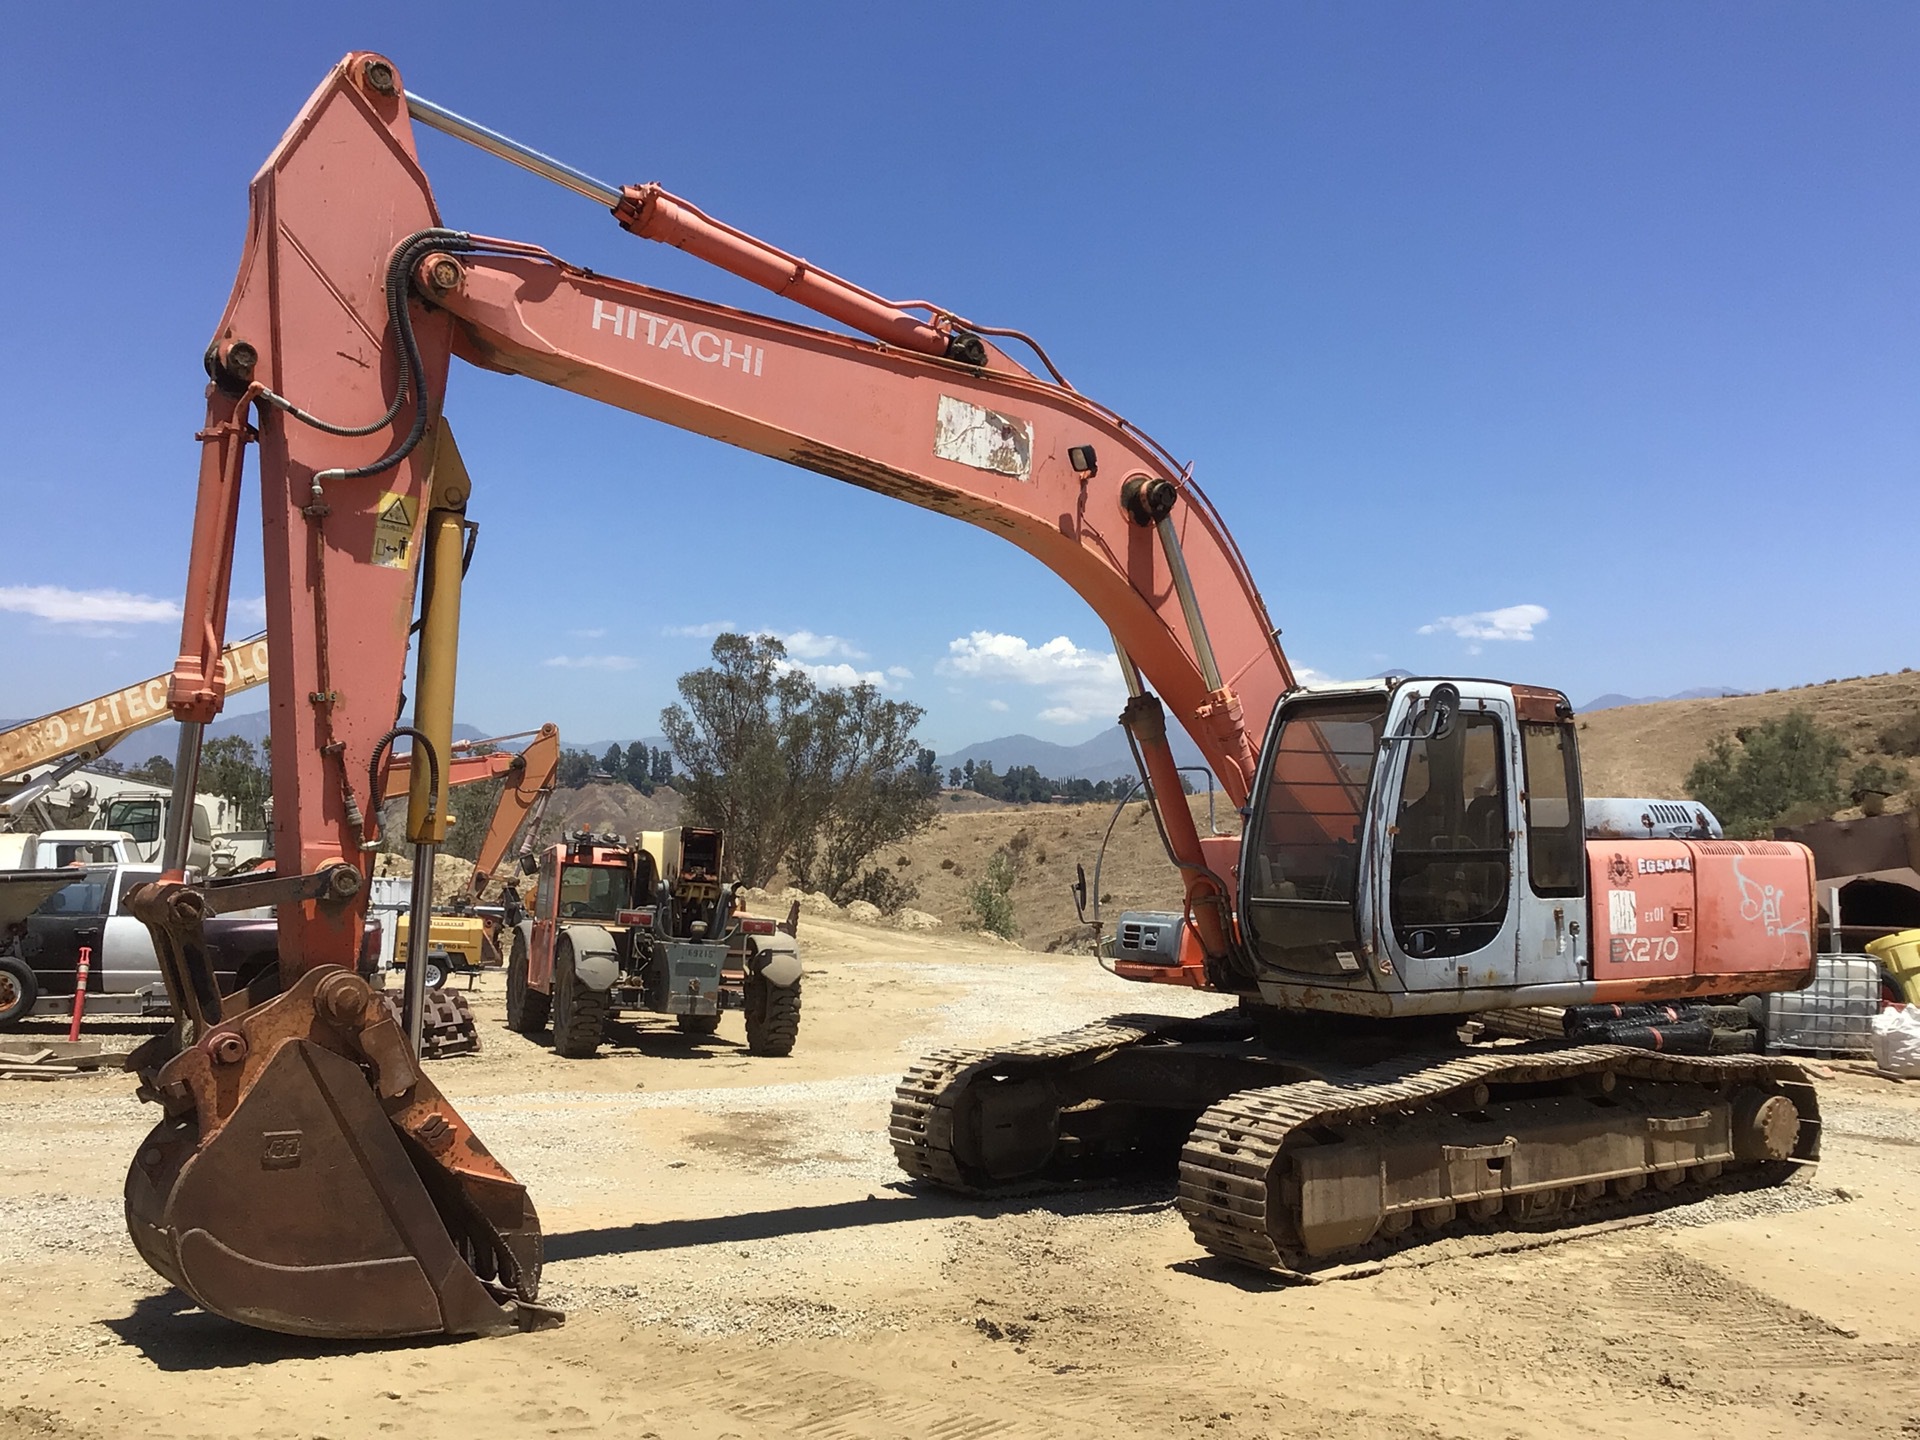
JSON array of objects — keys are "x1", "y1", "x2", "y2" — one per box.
[{"x1": 124, "y1": 968, "x2": 556, "y2": 1339}]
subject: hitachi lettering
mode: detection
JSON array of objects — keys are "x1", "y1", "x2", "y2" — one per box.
[{"x1": 591, "y1": 299, "x2": 764, "y2": 376}]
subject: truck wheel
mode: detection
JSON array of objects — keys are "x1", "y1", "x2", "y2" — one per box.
[
  {"x1": 423, "y1": 954, "x2": 449, "y2": 991},
  {"x1": 0, "y1": 956, "x2": 37, "y2": 1029},
  {"x1": 744, "y1": 974, "x2": 801, "y2": 1057},
  {"x1": 551, "y1": 938, "x2": 608, "y2": 1059},
  {"x1": 676, "y1": 1012, "x2": 722, "y2": 1036},
  {"x1": 504, "y1": 929, "x2": 550, "y2": 1034}
]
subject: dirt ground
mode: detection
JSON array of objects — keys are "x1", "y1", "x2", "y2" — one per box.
[{"x1": 4, "y1": 917, "x2": 1919, "y2": 1440}]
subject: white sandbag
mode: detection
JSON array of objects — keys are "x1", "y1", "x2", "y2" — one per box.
[{"x1": 1869, "y1": 1004, "x2": 1920, "y2": 1078}]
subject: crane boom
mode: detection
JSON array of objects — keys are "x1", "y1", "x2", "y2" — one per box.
[{"x1": 0, "y1": 634, "x2": 269, "y2": 780}]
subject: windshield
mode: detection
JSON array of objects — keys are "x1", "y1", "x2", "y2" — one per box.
[
  {"x1": 105, "y1": 798, "x2": 162, "y2": 844},
  {"x1": 1243, "y1": 697, "x2": 1387, "y2": 974},
  {"x1": 557, "y1": 864, "x2": 627, "y2": 920}
]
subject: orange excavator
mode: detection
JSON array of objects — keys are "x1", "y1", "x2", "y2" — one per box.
[
  {"x1": 123, "y1": 54, "x2": 1822, "y2": 1340},
  {"x1": 382, "y1": 722, "x2": 560, "y2": 987}
]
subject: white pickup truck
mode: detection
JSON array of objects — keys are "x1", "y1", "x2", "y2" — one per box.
[{"x1": 0, "y1": 829, "x2": 136, "y2": 869}]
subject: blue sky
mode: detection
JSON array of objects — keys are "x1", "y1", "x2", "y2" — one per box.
[{"x1": 1, "y1": 3, "x2": 1913, "y2": 756}]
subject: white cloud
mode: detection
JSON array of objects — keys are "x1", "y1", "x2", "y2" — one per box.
[
  {"x1": 1418, "y1": 603, "x2": 1548, "y2": 655},
  {"x1": 937, "y1": 630, "x2": 1126, "y2": 727},
  {"x1": 768, "y1": 629, "x2": 867, "y2": 661},
  {"x1": 781, "y1": 659, "x2": 889, "y2": 689},
  {"x1": 987, "y1": 698, "x2": 1009, "y2": 712},
  {"x1": 541, "y1": 654, "x2": 638, "y2": 671},
  {"x1": 663, "y1": 620, "x2": 737, "y2": 639},
  {"x1": 232, "y1": 596, "x2": 268, "y2": 627},
  {"x1": 886, "y1": 665, "x2": 914, "y2": 681},
  {"x1": 0, "y1": 585, "x2": 180, "y2": 626}
]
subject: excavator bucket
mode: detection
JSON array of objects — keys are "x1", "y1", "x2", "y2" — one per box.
[{"x1": 124, "y1": 897, "x2": 554, "y2": 1338}]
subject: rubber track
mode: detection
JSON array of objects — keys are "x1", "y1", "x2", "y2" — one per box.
[
  {"x1": 889, "y1": 1012, "x2": 1240, "y2": 1193},
  {"x1": 1178, "y1": 1044, "x2": 1821, "y2": 1274}
]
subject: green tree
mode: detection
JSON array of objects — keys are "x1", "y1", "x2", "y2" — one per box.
[
  {"x1": 1685, "y1": 711, "x2": 1849, "y2": 838},
  {"x1": 198, "y1": 736, "x2": 272, "y2": 829},
  {"x1": 660, "y1": 633, "x2": 935, "y2": 901},
  {"x1": 127, "y1": 754, "x2": 174, "y2": 786},
  {"x1": 556, "y1": 748, "x2": 593, "y2": 788},
  {"x1": 966, "y1": 847, "x2": 1019, "y2": 939},
  {"x1": 624, "y1": 741, "x2": 655, "y2": 795},
  {"x1": 599, "y1": 744, "x2": 624, "y2": 779},
  {"x1": 948, "y1": 766, "x2": 962, "y2": 788},
  {"x1": 786, "y1": 683, "x2": 939, "y2": 904},
  {"x1": 651, "y1": 748, "x2": 673, "y2": 786}
]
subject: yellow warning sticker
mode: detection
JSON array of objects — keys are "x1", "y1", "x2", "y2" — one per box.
[{"x1": 371, "y1": 491, "x2": 416, "y2": 568}]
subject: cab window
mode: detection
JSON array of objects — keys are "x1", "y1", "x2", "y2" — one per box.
[
  {"x1": 557, "y1": 864, "x2": 625, "y2": 920},
  {"x1": 35, "y1": 877, "x2": 110, "y2": 916},
  {"x1": 1389, "y1": 711, "x2": 1510, "y2": 959},
  {"x1": 106, "y1": 799, "x2": 162, "y2": 845},
  {"x1": 1521, "y1": 722, "x2": 1584, "y2": 897}
]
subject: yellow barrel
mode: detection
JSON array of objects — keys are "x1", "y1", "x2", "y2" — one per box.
[{"x1": 1867, "y1": 929, "x2": 1920, "y2": 1005}]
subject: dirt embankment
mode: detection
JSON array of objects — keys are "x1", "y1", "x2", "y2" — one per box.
[{"x1": 1578, "y1": 669, "x2": 1918, "y2": 804}]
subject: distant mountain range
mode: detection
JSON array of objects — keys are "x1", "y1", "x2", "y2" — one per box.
[
  {"x1": 936, "y1": 725, "x2": 1209, "y2": 785},
  {"x1": 1579, "y1": 687, "x2": 1744, "y2": 713}
]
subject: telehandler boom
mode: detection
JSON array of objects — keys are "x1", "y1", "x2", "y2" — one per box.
[{"x1": 124, "y1": 54, "x2": 1820, "y2": 1341}]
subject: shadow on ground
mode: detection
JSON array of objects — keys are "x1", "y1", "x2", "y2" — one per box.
[
  {"x1": 103, "y1": 1291, "x2": 450, "y2": 1370},
  {"x1": 545, "y1": 1182, "x2": 1176, "y2": 1262}
]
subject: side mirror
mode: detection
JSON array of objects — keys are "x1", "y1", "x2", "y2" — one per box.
[
  {"x1": 519, "y1": 853, "x2": 539, "y2": 876},
  {"x1": 1415, "y1": 682, "x2": 1461, "y2": 742},
  {"x1": 1071, "y1": 862, "x2": 1089, "y2": 923}
]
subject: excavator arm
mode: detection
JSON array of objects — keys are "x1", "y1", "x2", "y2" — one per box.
[{"x1": 378, "y1": 723, "x2": 560, "y2": 896}]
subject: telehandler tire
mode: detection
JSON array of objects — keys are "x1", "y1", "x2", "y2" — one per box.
[
  {"x1": 504, "y1": 928, "x2": 550, "y2": 1034},
  {"x1": 675, "y1": 1012, "x2": 722, "y2": 1036},
  {"x1": 551, "y1": 937, "x2": 608, "y2": 1059},
  {"x1": 744, "y1": 973, "x2": 801, "y2": 1057}
]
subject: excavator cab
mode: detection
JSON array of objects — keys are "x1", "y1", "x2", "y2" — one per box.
[{"x1": 1239, "y1": 678, "x2": 1591, "y2": 1008}]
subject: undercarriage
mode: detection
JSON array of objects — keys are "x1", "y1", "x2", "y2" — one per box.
[{"x1": 890, "y1": 1006, "x2": 1821, "y2": 1276}]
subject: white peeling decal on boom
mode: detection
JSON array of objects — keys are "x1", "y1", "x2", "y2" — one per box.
[
  {"x1": 934, "y1": 395, "x2": 1032, "y2": 480},
  {"x1": 590, "y1": 299, "x2": 764, "y2": 376}
]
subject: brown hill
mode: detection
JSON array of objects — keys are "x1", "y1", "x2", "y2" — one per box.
[
  {"x1": 868, "y1": 792, "x2": 1236, "y2": 952},
  {"x1": 1577, "y1": 669, "x2": 1917, "y2": 804},
  {"x1": 538, "y1": 782, "x2": 685, "y2": 840}
]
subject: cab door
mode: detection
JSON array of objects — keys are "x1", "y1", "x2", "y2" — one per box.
[{"x1": 1373, "y1": 692, "x2": 1520, "y2": 991}]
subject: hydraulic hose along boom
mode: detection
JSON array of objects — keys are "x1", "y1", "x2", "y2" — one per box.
[{"x1": 124, "y1": 54, "x2": 1821, "y2": 1342}]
